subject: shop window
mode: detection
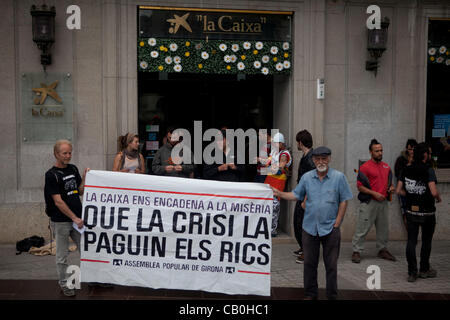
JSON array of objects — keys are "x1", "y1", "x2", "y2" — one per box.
[{"x1": 426, "y1": 19, "x2": 450, "y2": 168}]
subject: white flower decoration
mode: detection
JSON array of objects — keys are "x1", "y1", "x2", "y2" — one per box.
[
  {"x1": 446, "y1": 59, "x2": 450, "y2": 66},
  {"x1": 262, "y1": 55, "x2": 270, "y2": 64},
  {"x1": 261, "y1": 67, "x2": 269, "y2": 75},
  {"x1": 276, "y1": 63, "x2": 284, "y2": 71},
  {"x1": 140, "y1": 61, "x2": 148, "y2": 69},
  {"x1": 231, "y1": 44, "x2": 239, "y2": 52},
  {"x1": 230, "y1": 55, "x2": 237, "y2": 63},
  {"x1": 169, "y1": 43, "x2": 178, "y2": 52},
  {"x1": 174, "y1": 64, "x2": 182, "y2": 72},
  {"x1": 148, "y1": 38, "x2": 157, "y2": 46},
  {"x1": 243, "y1": 42, "x2": 251, "y2": 50},
  {"x1": 237, "y1": 62, "x2": 245, "y2": 71},
  {"x1": 151, "y1": 51, "x2": 159, "y2": 58},
  {"x1": 253, "y1": 61, "x2": 261, "y2": 69},
  {"x1": 271, "y1": 46, "x2": 279, "y2": 55},
  {"x1": 439, "y1": 46, "x2": 447, "y2": 54},
  {"x1": 224, "y1": 55, "x2": 232, "y2": 63},
  {"x1": 255, "y1": 42, "x2": 264, "y2": 50},
  {"x1": 283, "y1": 60, "x2": 291, "y2": 69},
  {"x1": 165, "y1": 56, "x2": 173, "y2": 64},
  {"x1": 201, "y1": 51, "x2": 209, "y2": 60},
  {"x1": 219, "y1": 43, "x2": 227, "y2": 52},
  {"x1": 428, "y1": 48, "x2": 436, "y2": 56},
  {"x1": 174, "y1": 56, "x2": 182, "y2": 64},
  {"x1": 282, "y1": 42, "x2": 289, "y2": 50},
  {"x1": 437, "y1": 57, "x2": 444, "y2": 63}
]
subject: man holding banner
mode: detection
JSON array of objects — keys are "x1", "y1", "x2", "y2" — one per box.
[
  {"x1": 44, "y1": 140, "x2": 88, "y2": 297},
  {"x1": 272, "y1": 146, "x2": 352, "y2": 300}
]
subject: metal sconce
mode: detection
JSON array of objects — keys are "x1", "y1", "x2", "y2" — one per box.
[
  {"x1": 30, "y1": 4, "x2": 56, "y2": 71},
  {"x1": 366, "y1": 17, "x2": 390, "y2": 76}
]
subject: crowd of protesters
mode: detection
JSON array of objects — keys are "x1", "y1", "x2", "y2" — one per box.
[{"x1": 44, "y1": 126, "x2": 442, "y2": 298}]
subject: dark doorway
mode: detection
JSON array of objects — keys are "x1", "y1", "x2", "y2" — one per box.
[{"x1": 138, "y1": 72, "x2": 273, "y2": 177}]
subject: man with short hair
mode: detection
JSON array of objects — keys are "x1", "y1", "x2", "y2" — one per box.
[
  {"x1": 293, "y1": 130, "x2": 315, "y2": 263},
  {"x1": 273, "y1": 147, "x2": 352, "y2": 300},
  {"x1": 152, "y1": 127, "x2": 194, "y2": 178},
  {"x1": 352, "y1": 139, "x2": 396, "y2": 263},
  {"x1": 44, "y1": 140, "x2": 88, "y2": 297}
]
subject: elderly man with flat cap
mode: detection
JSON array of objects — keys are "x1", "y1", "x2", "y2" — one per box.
[{"x1": 273, "y1": 146, "x2": 352, "y2": 300}]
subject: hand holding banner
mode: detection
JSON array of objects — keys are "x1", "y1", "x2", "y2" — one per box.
[{"x1": 80, "y1": 170, "x2": 273, "y2": 296}]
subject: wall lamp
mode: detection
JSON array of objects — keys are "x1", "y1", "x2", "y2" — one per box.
[
  {"x1": 30, "y1": 4, "x2": 56, "y2": 71},
  {"x1": 366, "y1": 17, "x2": 390, "y2": 76}
]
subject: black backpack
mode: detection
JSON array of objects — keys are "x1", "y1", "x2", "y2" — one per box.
[{"x1": 16, "y1": 235, "x2": 44, "y2": 255}]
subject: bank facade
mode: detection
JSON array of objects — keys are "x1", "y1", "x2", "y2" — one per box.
[{"x1": 1, "y1": 0, "x2": 449, "y2": 243}]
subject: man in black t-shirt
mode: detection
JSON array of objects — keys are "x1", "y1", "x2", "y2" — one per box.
[
  {"x1": 292, "y1": 130, "x2": 315, "y2": 263},
  {"x1": 396, "y1": 142, "x2": 442, "y2": 283},
  {"x1": 44, "y1": 140, "x2": 88, "y2": 297}
]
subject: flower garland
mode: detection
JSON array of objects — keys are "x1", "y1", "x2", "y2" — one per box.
[
  {"x1": 138, "y1": 38, "x2": 292, "y2": 75},
  {"x1": 428, "y1": 45, "x2": 450, "y2": 66}
]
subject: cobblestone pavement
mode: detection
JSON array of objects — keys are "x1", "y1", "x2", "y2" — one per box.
[{"x1": 1, "y1": 240, "x2": 449, "y2": 295}]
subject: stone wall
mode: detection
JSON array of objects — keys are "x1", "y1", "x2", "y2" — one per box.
[{"x1": 322, "y1": 0, "x2": 450, "y2": 241}]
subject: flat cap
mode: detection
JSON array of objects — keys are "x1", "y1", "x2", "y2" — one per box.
[{"x1": 311, "y1": 146, "x2": 332, "y2": 157}]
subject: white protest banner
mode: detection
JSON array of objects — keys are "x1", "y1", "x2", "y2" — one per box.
[{"x1": 80, "y1": 170, "x2": 273, "y2": 296}]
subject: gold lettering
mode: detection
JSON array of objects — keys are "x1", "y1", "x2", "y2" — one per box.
[
  {"x1": 39, "y1": 107, "x2": 64, "y2": 117},
  {"x1": 202, "y1": 15, "x2": 216, "y2": 31},
  {"x1": 208, "y1": 16, "x2": 263, "y2": 34},
  {"x1": 207, "y1": 20, "x2": 215, "y2": 31},
  {"x1": 218, "y1": 15, "x2": 232, "y2": 32},
  {"x1": 232, "y1": 21, "x2": 240, "y2": 32}
]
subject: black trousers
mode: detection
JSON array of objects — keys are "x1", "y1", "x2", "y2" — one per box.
[
  {"x1": 293, "y1": 201, "x2": 305, "y2": 249},
  {"x1": 302, "y1": 228, "x2": 341, "y2": 299},
  {"x1": 406, "y1": 213, "x2": 436, "y2": 275}
]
